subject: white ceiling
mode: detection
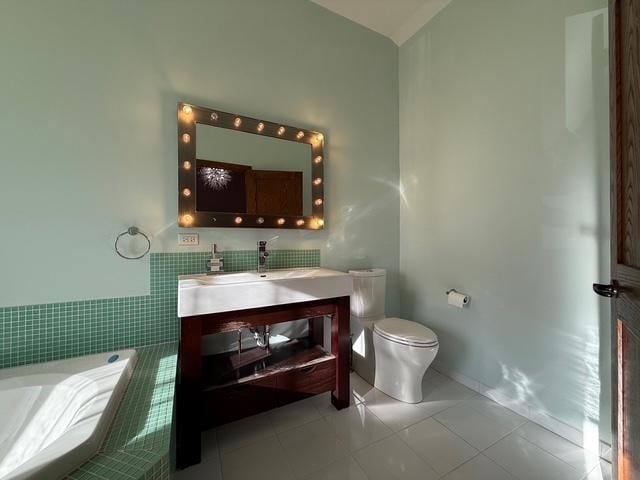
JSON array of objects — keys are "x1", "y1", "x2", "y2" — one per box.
[{"x1": 310, "y1": 0, "x2": 452, "y2": 45}]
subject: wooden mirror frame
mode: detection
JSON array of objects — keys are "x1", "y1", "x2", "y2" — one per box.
[{"x1": 177, "y1": 102, "x2": 325, "y2": 229}]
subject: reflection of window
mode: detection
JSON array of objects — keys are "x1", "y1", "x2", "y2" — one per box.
[{"x1": 200, "y1": 167, "x2": 231, "y2": 191}]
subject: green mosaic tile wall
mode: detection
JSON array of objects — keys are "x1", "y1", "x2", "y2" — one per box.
[{"x1": 0, "y1": 250, "x2": 320, "y2": 369}]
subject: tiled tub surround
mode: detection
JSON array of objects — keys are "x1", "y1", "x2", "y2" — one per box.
[
  {"x1": 66, "y1": 342, "x2": 178, "y2": 480},
  {"x1": 0, "y1": 250, "x2": 320, "y2": 369}
]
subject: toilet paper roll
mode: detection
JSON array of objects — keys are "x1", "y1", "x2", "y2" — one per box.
[{"x1": 447, "y1": 291, "x2": 470, "y2": 308}]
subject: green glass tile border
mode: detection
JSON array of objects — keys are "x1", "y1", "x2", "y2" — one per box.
[
  {"x1": 66, "y1": 451, "x2": 164, "y2": 480},
  {"x1": 0, "y1": 250, "x2": 320, "y2": 369},
  {"x1": 102, "y1": 343, "x2": 177, "y2": 452}
]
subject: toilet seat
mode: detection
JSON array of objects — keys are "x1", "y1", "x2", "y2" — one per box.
[{"x1": 373, "y1": 317, "x2": 439, "y2": 348}]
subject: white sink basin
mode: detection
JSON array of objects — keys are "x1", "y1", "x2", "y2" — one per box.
[{"x1": 178, "y1": 268, "x2": 353, "y2": 317}]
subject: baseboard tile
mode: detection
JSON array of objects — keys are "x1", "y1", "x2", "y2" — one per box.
[{"x1": 431, "y1": 361, "x2": 612, "y2": 462}]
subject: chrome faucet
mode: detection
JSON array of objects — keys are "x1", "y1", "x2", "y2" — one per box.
[
  {"x1": 207, "y1": 243, "x2": 224, "y2": 274},
  {"x1": 257, "y1": 241, "x2": 269, "y2": 273}
]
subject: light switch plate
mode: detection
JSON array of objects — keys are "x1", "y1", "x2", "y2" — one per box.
[{"x1": 178, "y1": 233, "x2": 199, "y2": 246}]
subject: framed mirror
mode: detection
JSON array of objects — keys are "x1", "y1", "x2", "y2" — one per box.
[{"x1": 177, "y1": 102, "x2": 325, "y2": 229}]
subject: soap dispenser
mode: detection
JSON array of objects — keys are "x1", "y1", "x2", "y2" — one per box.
[{"x1": 207, "y1": 243, "x2": 224, "y2": 273}]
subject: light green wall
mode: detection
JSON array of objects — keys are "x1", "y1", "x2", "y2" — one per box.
[
  {"x1": 399, "y1": 0, "x2": 611, "y2": 444},
  {"x1": 0, "y1": 0, "x2": 400, "y2": 311}
]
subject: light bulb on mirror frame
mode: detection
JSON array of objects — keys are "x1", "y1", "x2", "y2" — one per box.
[
  {"x1": 182, "y1": 105, "x2": 193, "y2": 115},
  {"x1": 234, "y1": 216, "x2": 243, "y2": 224},
  {"x1": 181, "y1": 214, "x2": 194, "y2": 226},
  {"x1": 183, "y1": 160, "x2": 192, "y2": 170},
  {"x1": 296, "y1": 219, "x2": 305, "y2": 226},
  {"x1": 314, "y1": 156, "x2": 322, "y2": 164},
  {"x1": 310, "y1": 217, "x2": 324, "y2": 229},
  {"x1": 314, "y1": 199, "x2": 323, "y2": 206},
  {"x1": 234, "y1": 117, "x2": 242, "y2": 128},
  {"x1": 313, "y1": 178, "x2": 322, "y2": 186},
  {"x1": 257, "y1": 122, "x2": 265, "y2": 132},
  {"x1": 182, "y1": 133, "x2": 191, "y2": 143},
  {"x1": 277, "y1": 126, "x2": 286, "y2": 136},
  {"x1": 296, "y1": 131, "x2": 305, "y2": 140},
  {"x1": 210, "y1": 112, "x2": 219, "y2": 121},
  {"x1": 257, "y1": 217, "x2": 265, "y2": 224},
  {"x1": 182, "y1": 188, "x2": 191, "y2": 197},
  {"x1": 277, "y1": 218, "x2": 285, "y2": 225}
]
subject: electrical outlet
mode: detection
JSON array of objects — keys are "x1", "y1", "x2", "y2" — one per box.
[{"x1": 178, "y1": 233, "x2": 199, "y2": 246}]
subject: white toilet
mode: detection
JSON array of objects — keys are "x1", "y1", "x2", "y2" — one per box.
[{"x1": 350, "y1": 269, "x2": 439, "y2": 404}]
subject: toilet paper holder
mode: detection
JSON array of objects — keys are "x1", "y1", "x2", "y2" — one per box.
[{"x1": 445, "y1": 289, "x2": 471, "y2": 306}]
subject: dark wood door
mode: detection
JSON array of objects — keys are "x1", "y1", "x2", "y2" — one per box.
[
  {"x1": 246, "y1": 170, "x2": 303, "y2": 215},
  {"x1": 600, "y1": 1, "x2": 640, "y2": 477}
]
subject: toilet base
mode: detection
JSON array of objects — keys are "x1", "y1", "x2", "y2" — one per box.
[{"x1": 373, "y1": 333, "x2": 438, "y2": 404}]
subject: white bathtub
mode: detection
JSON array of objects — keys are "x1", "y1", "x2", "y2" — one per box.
[{"x1": 0, "y1": 350, "x2": 137, "y2": 480}]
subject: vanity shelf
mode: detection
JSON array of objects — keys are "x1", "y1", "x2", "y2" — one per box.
[
  {"x1": 201, "y1": 339, "x2": 335, "y2": 427},
  {"x1": 202, "y1": 339, "x2": 334, "y2": 390}
]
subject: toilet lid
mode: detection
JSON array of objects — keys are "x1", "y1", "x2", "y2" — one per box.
[{"x1": 374, "y1": 317, "x2": 439, "y2": 347}]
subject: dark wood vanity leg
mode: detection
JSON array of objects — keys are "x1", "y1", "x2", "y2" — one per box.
[
  {"x1": 177, "y1": 317, "x2": 203, "y2": 469},
  {"x1": 331, "y1": 296, "x2": 350, "y2": 409},
  {"x1": 308, "y1": 316, "x2": 324, "y2": 346}
]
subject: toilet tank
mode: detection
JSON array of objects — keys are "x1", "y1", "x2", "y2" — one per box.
[{"x1": 349, "y1": 269, "x2": 386, "y2": 318}]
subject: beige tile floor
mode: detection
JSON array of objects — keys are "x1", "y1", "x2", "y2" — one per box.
[{"x1": 176, "y1": 370, "x2": 612, "y2": 480}]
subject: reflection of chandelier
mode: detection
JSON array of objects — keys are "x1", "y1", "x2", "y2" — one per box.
[{"x1": 200, "y1": 167, "x2": 231, "y2": 190}]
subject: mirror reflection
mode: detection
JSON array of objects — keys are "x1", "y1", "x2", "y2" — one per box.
[{"x1": 195, "y1": 124, "x2": 312, "y2": 216}]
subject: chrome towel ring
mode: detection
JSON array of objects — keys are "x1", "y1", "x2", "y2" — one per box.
[{"x1": 115, "y1": 226, "x2": 151, "y2": 260}]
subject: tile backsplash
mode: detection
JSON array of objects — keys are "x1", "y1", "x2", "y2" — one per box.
[{"x1": 0, "y1": 249, "x2": 320, "y2": 369}]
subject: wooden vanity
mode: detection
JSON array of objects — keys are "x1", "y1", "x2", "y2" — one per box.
[{"x1": 176, "y1": 295, "x2": 350, "y2": 468}]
